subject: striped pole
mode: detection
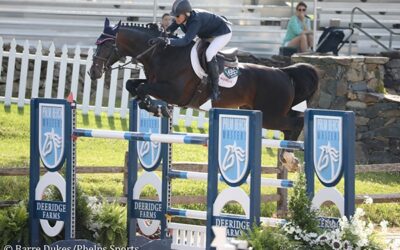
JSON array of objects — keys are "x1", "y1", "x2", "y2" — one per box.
[
  {"x1": 74, "y1": 128, "x2": 303, "y2": 150},
  {"x1": 73, "y1": 129, "x2": 208, "y2": 145},
  {"x1": 261, "y1": 139, "x2": 304, "y2": 150},
  {"x1": 168, "y1": 208, "x2": 207, "y2": 220},
  {"x1": 168, "y1": 170, "x2": 293, "y2": 188}
]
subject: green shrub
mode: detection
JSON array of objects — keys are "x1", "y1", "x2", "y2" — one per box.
[
  {"x1": 89, "y1": 201, "x2": 127, "y2": 247},
  {"x1": 75, "y1": 186, "x2": 94, "y2": 240},
  {"x1": 241, "y1": 225, "x2": 302, "y2": 250},
  {"x1": 287, "y1": 173, "x2": 320, "y2": 234},
  {"x1": 0, "y1": 202, "x2": 29, "y2": 247}
]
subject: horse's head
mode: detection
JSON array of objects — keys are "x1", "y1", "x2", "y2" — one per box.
[{"x1": 89, "y1": 18, "x2": 122, "y2": 80}]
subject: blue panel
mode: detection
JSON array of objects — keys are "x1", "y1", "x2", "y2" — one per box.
[
  {"x1": 305, "y1": 109, "x2": 355, "y2": 220},
  {"x1": 29, "y1": 98, "x2": 73, "y2": 245},
  {"x1": 206, "y1": 108, "x2": 262, "y2": 249}
]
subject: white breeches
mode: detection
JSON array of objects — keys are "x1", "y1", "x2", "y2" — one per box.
[{"x1": 205, "y1": 31, "x2": 232, "y2": 62}]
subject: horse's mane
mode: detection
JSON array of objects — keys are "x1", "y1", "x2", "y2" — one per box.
[{"x1": 120, "y1": 22, "x2": 177, "y2": 38}]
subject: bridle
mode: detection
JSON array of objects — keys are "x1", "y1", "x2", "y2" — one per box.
[
  {"x1": 88, "y1": 25, "x2": 166, "y2": 75},
  {"x1": 93, "y1": 33, "x2": 122, "y2": 72},
  {"x1": 92, "y1": 29, "x2": 165, "y2": 74}
]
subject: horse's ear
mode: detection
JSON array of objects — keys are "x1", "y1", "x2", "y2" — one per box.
[
  {"x1": 104, "y1": 18, "x2": 110, "y2": 28},
  {"x1": 113, "y1": 20, "x2": 121, "y2": 31}
]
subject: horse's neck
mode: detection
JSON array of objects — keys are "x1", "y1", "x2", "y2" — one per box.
[
  {"x1": 118, "y1": 28, "x2": 154, "y2": 56},
  {"x1": 142, "y1": 43, "x2": 193, "y2": 70}
]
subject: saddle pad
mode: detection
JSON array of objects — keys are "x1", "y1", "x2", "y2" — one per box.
[{"x1": 190, "y1": 40, "x2": 239, "y2": 88}]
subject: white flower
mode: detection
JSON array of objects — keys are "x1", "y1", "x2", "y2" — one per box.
[
  {"x1": 308, "y1": 232, "x2": 318, "y2": 238},
  {"x1": 331, "y1": 239, "x2": 342, "y2": 249},
  {"x1": 355, "y1": 208, "x2": 365, "y2": 218},
  {"x1": 343, "y1": 240, "x2": 353, "y2": 250},
  {"x1": 285, "y1": 226, "x2": 295, "y2": 234},
  {"x1": 317, "y1": 234, "x2": 329, "y2": 244},
  {"x1": 357, "y1": 238, "x2": 369, "y2": 247},
  {"x1": 380, "y1": 220, "x2": 388, "y2": 233},
  {"x1": 86, "y1": 196, "x2": 98, "y2": 205},
  {"x1": 363, "y1": 196, "x2": 373, "y2": 205}
]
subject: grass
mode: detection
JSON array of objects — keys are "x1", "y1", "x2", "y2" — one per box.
[{"x1": 0, "y1": 103, "x2": 400, "y2": 227}]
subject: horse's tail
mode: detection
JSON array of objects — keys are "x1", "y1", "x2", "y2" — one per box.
[{"x1": 280, "y1": 63, "x2": 319, "y2": 107}]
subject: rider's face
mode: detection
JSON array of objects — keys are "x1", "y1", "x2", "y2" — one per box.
[{"x1": 175, "y1": 14, "x2": 186, "y2": 25}]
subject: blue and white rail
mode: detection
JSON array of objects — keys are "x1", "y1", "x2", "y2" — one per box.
[
  {"x1": 73, "y1": 128, "x2": 303, "y2": 150},
  {"x1": 168, "y1": 170, "x2": 293, "y2": 188},
  {"x1": 261, "y1": 139, "x2": 304, "y2": 150},
  {"x1": 73, "y1": 129, "x2": 208, "y2": 145}
]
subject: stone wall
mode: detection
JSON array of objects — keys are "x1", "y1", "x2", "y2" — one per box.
[
  {"x1": 381, "y1": 51, "x2": 400, "y2": 93},
  {"x1": 293, "y1": 55, "x2": 400, "y2": 164}
]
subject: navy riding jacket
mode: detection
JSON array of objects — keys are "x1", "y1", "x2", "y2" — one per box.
[{"x1": 167, "y1": 9, "x2": 231, "y2": 47}]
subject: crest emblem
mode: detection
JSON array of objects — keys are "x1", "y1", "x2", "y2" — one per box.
[
  {"x1": 313, "y1": 115, "x2": 343, "y2": 186},
  {"x1": 223, "y1": 67, "x2": 240, "y2": 79},
  {"x1": 137, "y1": 107, "x2": 162, "y2": 171},
  {"x1": 218, "y1": 115, "x2": 249, "y2": 186},
  {"x1": 39, "y1": 103, "x2": 65, "y2": 170}
]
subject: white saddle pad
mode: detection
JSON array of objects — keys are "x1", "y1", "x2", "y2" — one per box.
[{"x1": 190, "y1": 40, "x2": 239, "y2": 88}]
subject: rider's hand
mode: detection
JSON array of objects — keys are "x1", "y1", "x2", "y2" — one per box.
[{"x1": 148, "y1": 37, "x2": 168, "y2": 47}]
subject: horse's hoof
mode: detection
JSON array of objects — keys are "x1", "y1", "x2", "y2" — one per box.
[
  {"x1": 160, "y1": 105, "x2": 171, "y2": 118},
  {"x1": 138, "y1": 101, "x2": 147, "y2": 110}
]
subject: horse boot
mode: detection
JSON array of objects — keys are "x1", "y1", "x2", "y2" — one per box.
[{"x1": 207, "y1": 57, "x2": 220, "y2": 101}]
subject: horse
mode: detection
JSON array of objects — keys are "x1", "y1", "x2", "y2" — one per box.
[{"x1": 89, "y1": 18, "x2": 319, "y2": 171}]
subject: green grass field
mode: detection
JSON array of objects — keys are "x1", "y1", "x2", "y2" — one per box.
[{"x1": 1, "y1": 103, "x2": 399, "y2": 227}]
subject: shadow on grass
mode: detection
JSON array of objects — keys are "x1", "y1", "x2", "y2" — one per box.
[
  {"x1": 186, "y1": 126, "x2": 193, "y2": 133},
  {"x1": 95, "y1": 116, "x2": 102, "y2": 128},
  {"x1": 18, "y1": 106, "x2": 25, "y2": 115},
  {"x1": 173, "y1": 125, "x2": 181, "y2": 132},
  {"x1": 120, "y1": 118, "x2": 128, "y2": 131},
  {"x1": 356, "y1": 172, "x2": 400, "y2": 186},
  {"x1": 82, "y1": 114, "x2": 89, "y2": 126},
  {"x1": 4, "y1": 105, "x2": 11, "y2": 113},
  {"x1": 107, "y1": 117, "x2": 115, "y2": 130},
  {"x1": 265, "y1": 147, "x2": 275, "y2": 157}
]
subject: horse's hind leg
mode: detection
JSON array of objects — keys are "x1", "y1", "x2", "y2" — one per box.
[{"x1": 263, "y1": 115, "x2": 304, "y2": 172}]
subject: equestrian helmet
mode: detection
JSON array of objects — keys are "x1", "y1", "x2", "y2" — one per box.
[{"x1": 171, "y1": 0, "x2": 192, "y2": 17}]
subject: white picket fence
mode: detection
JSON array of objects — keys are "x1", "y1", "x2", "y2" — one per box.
[
  {"x1": 0, "y1": 37, "x2": 280, "y2": 136},
  {"x1": 0, "y1": 37, "x2": 211, "y2": 127}
]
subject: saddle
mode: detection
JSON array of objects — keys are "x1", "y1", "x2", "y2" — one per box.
[
  {"x1": 197, "y1": 40, "x2": 239, "y2": 73},
  {"x1": 187, "y1": 39, "x2": 240, "y2": 109}
]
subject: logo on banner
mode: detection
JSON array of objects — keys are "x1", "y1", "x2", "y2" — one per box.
[
  {"x1": 137, "y1": 108, "x2": 162, "y2": 170},
  {"x1": 218, "y1": 115, "x2": 249, "y2": 186},
  {"x1": 314, "y1": 115, "x2": 343, "y2": 186},
  {"x1": 39, "y1": 104, "x2": 65, "y2": 170}
]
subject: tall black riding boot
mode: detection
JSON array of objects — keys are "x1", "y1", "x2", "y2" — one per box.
[{"x1": 207, "y1": 57, "x2": 220, "y2": 101}]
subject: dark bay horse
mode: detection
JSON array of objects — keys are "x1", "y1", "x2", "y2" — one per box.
[{"x1": 89, "y1": 18, "x2": 319, "y2": 170}]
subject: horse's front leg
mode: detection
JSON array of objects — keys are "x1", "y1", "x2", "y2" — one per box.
[
  {"x1": 125, "y1": 79, "x2": 147, "y2": 98},
  {"x1": 136, "y1": 82, "x2": 181, "y2": 117}
]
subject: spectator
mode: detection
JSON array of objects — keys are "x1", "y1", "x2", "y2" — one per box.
[
  {"x1": 161, "y1": 13, "x2": 172, "y2": 31},
  {"x1": 283, "y1": 1, "x2": 313, "y2": 52}
]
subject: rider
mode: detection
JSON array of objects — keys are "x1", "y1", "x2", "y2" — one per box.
[{"x1": 149, "y1": 0, "x2": 232, "y2": 101}]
